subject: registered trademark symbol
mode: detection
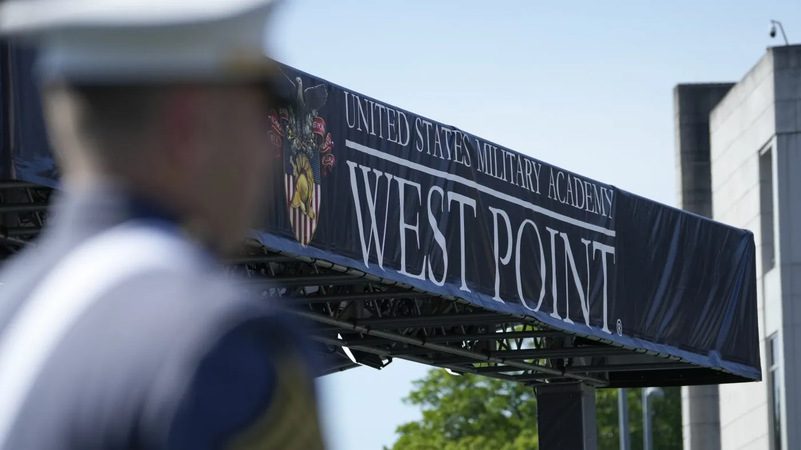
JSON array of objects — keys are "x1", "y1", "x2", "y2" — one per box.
[{"x1": 616, "y1": 319, "x2": 623, "y2": 336}]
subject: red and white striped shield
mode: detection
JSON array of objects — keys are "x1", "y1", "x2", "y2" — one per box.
[{"x1": 285, "y1": 173, "x2": 321, "y2": 246}]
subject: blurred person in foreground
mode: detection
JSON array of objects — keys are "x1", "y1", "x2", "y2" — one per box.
[{"x1": 0, "y1": 1, "x2": 325, "y2": 449}]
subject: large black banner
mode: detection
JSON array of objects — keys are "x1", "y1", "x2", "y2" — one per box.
[
  {"x1": 0, "y1": 52, "x2": 760, "y2": 381},
  {"x1": 258, "y1": 64, "x2": 759, "y2": 381}
]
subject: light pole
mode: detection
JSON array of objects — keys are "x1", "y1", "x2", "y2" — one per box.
[
  {"x1": 642, "y1": 387, "x2": 664, "y2": 450},
  {"x1": 618, "y1": 388, "x2": 630, "y2": 450},
  {"x1": 770, "y1": 20, "x2": 790, "y2": 46}
]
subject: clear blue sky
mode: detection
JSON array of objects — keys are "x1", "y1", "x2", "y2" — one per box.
[{"x1": 270, "y1": 1, "x2": 801, "y2": 449}]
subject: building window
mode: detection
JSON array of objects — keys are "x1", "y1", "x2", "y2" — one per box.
[
  {"x1": 768, "y1": 334, "x2": 782, "y2": 450},
  {"x1": 759, "y1": 147, "x2": 775, "y2": 272}
]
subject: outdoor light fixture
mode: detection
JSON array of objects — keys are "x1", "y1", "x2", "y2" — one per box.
[
  {"x1": 336, "y1": 333, "x2": 391, "y2": 369},
  {"x1": 337, "y1": 333, "x2": 358, "y2": 365},
  {"x1": 770, "y1": 20, "x2": 789, "y2": 46}
]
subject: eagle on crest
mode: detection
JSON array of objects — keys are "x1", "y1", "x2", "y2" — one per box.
[{"x1": 283, "y1": 75, "x2": 328, "y2": 221}]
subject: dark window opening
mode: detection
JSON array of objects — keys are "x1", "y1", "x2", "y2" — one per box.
[
  {"x1": 768, "y1": 334, "x2": 782, "y2": 450},
  {"x1": 759, "y1": 148, "x2": 775, "y2": 272}
]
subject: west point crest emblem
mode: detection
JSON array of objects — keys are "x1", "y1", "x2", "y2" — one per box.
[{"x1": 269, "y1": 73, "x2": 335, "y2": 246}]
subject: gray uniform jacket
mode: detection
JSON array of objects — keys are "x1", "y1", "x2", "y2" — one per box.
[{"x1": 0, "y1": 187, "x2": 324, "y2": 450}]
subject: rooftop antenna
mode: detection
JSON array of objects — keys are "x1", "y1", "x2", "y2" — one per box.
[{"x1": 770, "y1": 20, "x2": 789, "y2": 46}]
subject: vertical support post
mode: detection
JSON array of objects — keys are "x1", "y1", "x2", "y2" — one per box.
[
  {"x1": 618, "y1": 388, "x2": 630, "y2": 450},
  {"x1": 536, "y1": 383, "x2": 597, "y2": 450},
  {"x1": 643, "y1": 387, "x2": 664, "y2": 450},
  {"x1": 643, "y1": 389, "x2": 652, "y2": 450}
]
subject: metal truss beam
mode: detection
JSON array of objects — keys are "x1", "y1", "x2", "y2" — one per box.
[
  {"x1": 565, "y1": 362, "x2": 694, "y2": 373},
  {"x1": 350, "y1": 312, "x2": 510, "y2": 329},
  {"x1": 283, "y1": 290, "x2": 432, "y2": 304},
  {"x1": 0, "y1": 204, "x2": 48, "y2": 213},
  {"x1": 420, "y1": 330, "x2": 567, "y2": 342},
  {"x1": 245, "y1": 273, "x2": 369, "y2": 288},
  {"x1": 293, "y1": 308, "x2": 608, "y2": 386}
]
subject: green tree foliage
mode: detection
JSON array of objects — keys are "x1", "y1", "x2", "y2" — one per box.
[
  {"x1": 389, "y1": 369, "x2": 681, "y2": 450},
  {"x1": 388, "y1": 370, "x2": 538, "y2": 450}
]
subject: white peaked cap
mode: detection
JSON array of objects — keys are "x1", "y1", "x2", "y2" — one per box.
[{"x1": 0, "y1": 0, "x2": 281, "y2": 83}]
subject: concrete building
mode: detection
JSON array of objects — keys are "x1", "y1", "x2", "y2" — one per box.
[{"x1": 675, "y1": 44, "x2": 801, "y2": 450}]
